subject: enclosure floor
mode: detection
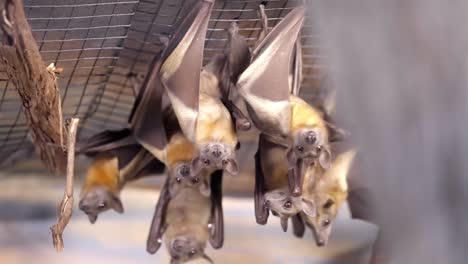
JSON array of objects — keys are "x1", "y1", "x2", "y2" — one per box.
[{"x1": 0, "y1": 176, "x2": 377, "y2": 264}]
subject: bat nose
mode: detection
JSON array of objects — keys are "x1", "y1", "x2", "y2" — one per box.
[
  {"x1": 212, "y1": 149, "x2": 222, "y2": 158},
  {"x1": 291, "y1": 187, "x2": 301, "y2": 197},
  {"x1": 316, "y1": 239, "x2": 325, "y2": 247},
  {"x1": 180, "y1": 165, "x2": 190, "y2": 176},
  {"x1": 264, "y1": 200, "x2": 270, "y2": 208},
  {"x1": 306, "y1": 132, "x2": 317, "y2": 144}
]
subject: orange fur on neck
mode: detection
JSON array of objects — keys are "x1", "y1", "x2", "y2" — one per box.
[{"x1": 83, "y1": 154, "x2": 119, "y2": 195}]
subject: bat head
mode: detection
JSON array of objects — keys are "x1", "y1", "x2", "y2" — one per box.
[
  {"x1": 291, "y1": 128, "x2": 331, "y2": 170},
  {"x1": 169, "y1": 162, "x2": 211, "y2": 197},
  {"x1": 168, "y1": 235, "x2": 211, "y2": 264},
  {"x1": 300, "y1": 150, "x2": 356, "y2": 246},
  {"x1": 79, "y1": 186, "x2": 124, "y2": 224},
  {"x1": 191, "y1": 142, "x2": 238, "y2": 176},
  {"x1": 264, "y1": 188, "x2": 302, "y2": 218}
]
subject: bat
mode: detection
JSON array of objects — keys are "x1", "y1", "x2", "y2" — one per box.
[
  {"x1": 236, "y1": 6, "x2": 332, "y2": 197},
  {"x1": 146, "y1": 170, "x2": 224, "y2": 262},
  {"x1": 77, "y1": 133, "x2": 165, "y2": 223},
  {"x1": 254, "y1": 134, "x2": 316, "y2": 232},
  {"x1": 300, "y1": 149, "x2": 356, "y2": 246}
]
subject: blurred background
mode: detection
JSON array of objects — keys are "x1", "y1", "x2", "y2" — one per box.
[{"x1": 2, "y1": 0, "x2": 466, "y2": 263}]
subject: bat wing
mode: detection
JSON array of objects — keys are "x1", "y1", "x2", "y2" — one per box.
[
  {"x1": 159, "y1": 0, "x2": 214, "y2": 141},
  {"x1": 291, "y1": 213, "x2": 305, "y2": 238},
  {"x1": 254, "y1": 134, "x2": 269, "y2": 225},
  {"x1": 147, "y1": 176, "x2": 171, "y2": 254},
  {"x1": 236, "y1": 7, "x2": 305, "y2": 136},
  {"x1": 209, "y1": 170, "x2": 224, "y2": 249},
  {"x1": 75, "y1": 128, "x2": 135, "y2": 155},
  {"x1": 129, "y1": 52, "x2": 167, "y2": 160},
  {"x1": 115, "y1": 146, "x2": 165, "y2": 183}
]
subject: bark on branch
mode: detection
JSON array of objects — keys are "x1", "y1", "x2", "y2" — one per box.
[{"x1": 0, "y1": 0, "x2": 66, "y2": 173}]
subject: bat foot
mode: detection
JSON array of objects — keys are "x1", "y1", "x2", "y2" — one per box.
[
  {"x1": 291, "y1": 187, "x2": 302, "y2": 197},
  {"x1": 236, "y1": 119, "x2": 251, "y2": 131}
]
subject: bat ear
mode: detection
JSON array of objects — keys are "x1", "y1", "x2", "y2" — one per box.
[
  {"x1": 301, "y1": 198, "x2": 317, "y2": 217},
  {"x1": 280, "y1": 217, "x2": 289, "y2": 232},
  {"x1": 318, "y1": 147, "x2": 332, "y2": 170},
  {"x1": 110, "y1": 195, "x2": 124, "y2": 213},
  {"x1": 321, "y1": 150, "x2": 357, "y2": 192},
  {"x1": 224, "y1": 159, "x2": 239, "y2": 175},
  {"x1": 88, "y1": 214, "x2": 98, "y2": 224},
  {"x1": 169, "y1": 179, "x2": 180, "y2": 197},
  {"x1": 190, "y1": 156, "x2": 203, "y2": 177},
  {"x1": 199, "y1": 178, "x2": 211, "y2": 197}
]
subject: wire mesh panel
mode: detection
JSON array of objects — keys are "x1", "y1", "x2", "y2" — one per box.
[{"x1": 0, "y1": 0, "x2": 328, "y2": 166}]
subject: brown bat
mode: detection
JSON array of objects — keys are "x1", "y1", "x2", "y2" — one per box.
[
  {"x1": 146, "y1": 170, "x2": 224, "y2": 262},
  {"x1": 77, "y1": 133, "x2": 165, "y2": 223},
  {"x1": 254, "y1": 134, "x2": 316, "y2": 234}
]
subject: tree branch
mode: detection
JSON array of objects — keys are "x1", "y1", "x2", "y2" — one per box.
[
  {"x1": 50, "y1": 118, "x2": 79, "y2": 252},
  {"x1": 0, "y1": 0, "x2": 66, "y2": 173}
]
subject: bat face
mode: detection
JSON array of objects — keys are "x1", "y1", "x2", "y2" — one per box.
[
  {"x1": 79, "y1": 186, "x2": 123, "y2": 224},
  {"x1": 301, "y1": 149, "x2": 356, "y2": 246},
  {"x1": 264, "y1": 189, "x2": 302, "y2": 218},
  {"x1": 291, "y1": 128, "x2": 331, "y2": 169},
  {"x1": 168, "y1": 235, "x2": 209, "y2": 264},
  {"x1": 191, "y1": 142, "x2": 238, "y2": 176},
  {"x1": 169, "y1": 162, "x2": 211, "y2": 197},
  {"x1": 301, "y1": 193, "x2": 339, "y2": 247}
]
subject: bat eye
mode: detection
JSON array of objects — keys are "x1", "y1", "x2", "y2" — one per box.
[
  {"x1": 203, "y1": 158, "x2": 210, "y2": 166},
  {"x1": 323, "y1": 199, "x2": 334, "y2": 209},
  {"x1": 173, "y1": 255, "x2": 179, "y2": 260},
  {"x1": 189, "y1": 249, "x2": 197, "y2": 257},
  {"x1": 323, "y1": 219, "x2": 331, "y2": 227},
  {"x1": 296, "y1": 146, "x2": 304, "y2": 152},
  {"x1": 283, "y1": 200, "x2": 292, "y2": 209},
  {"x1": 176, "y1": 178, "x2": 182, "y2": 184},
  {"x1": 98, "y1": 202, "x2": 106, "y2": 210},
  {"x1": 191, "y1": 178, "x2": 200, "y2": 184},
  {"x1": 222, "y1": 159, "x2": 228, "y2": 165}
]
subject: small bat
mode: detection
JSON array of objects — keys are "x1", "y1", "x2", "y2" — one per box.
[
  {"x1": 78, "y1": 137, "x2": 165, "y2": 223},
  {"x1": 146, "y1": 170, "x2": 224, "y2": 262},
  {"x1": 254, "y1": 134, "x2": 316, "y2": 232},
  {"x1": 236, "y1": 6, "x2": 332, "y2": 197},
  {"x1": 300, "y1": 150, "x2": 356, "y2": 246}
]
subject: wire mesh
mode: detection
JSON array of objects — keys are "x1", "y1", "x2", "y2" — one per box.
[{"x1": 0, "y1": 0, "x2": 328, "y2": 165}]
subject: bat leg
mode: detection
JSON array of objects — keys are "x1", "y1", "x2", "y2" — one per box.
[
  {"x1": 147, "y1": 176, "x2": 172, "y2": 254},
  {"x1": 255, "y1": 4, "x2": 269, "y2": 50},
  {"x1": 291, "y1": 213, "x2": 305, "y2": 238},
  {"x1": 209, "y1": 170, "x2": 224, "y2": 249},
  {"x1": 287, "y1": 156, "x2": 304, "y2": 197},
  {"x1": 221, "y1": 98, "x2": 251, "y2": 131},
  {"x1": 254, "y1": 135, "x2": 269, "y2": 225}
]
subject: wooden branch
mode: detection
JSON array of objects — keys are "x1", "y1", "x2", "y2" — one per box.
[
  {"x1": 0, "y1": 0, "x2": 66, "y2": 174},
  {"x1": 50, "y1": 117, "x2": 79, "y2": 252}
]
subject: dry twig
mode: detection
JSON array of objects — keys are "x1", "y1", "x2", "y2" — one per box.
[{"x1": 50, "y1": 118, "x2": 79, "y2": 252}]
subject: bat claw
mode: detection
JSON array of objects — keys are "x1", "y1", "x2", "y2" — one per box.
[{"x1": 236, "y1": 119, "x2": 251, "y2": 131}]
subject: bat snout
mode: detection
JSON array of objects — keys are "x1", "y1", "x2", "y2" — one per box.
[{"x1": 212, "y1": 149, "x2": 222, "y2": 158}]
